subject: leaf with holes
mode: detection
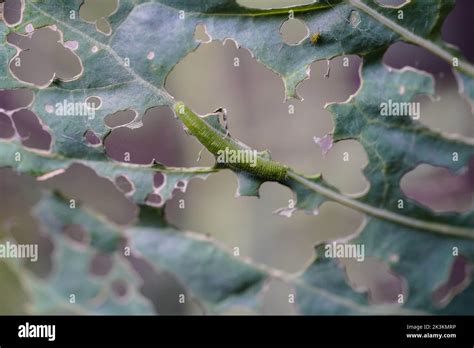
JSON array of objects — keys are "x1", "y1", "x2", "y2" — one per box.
[{"x1": 0, "y1": 0, "x2": 473, "y2": 316}]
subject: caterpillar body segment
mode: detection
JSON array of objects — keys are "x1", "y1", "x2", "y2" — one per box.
[{"x1": 174, "y1": 102, "x2": 288, "y2": 182}]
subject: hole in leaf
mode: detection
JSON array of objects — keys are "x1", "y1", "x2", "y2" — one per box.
[
  {"x1": 172, "y1": 188, "x2": 184, "y2": 198},
  {"x1": 42, "y1": 163, "x2": 138, "y2": 225},
  {"x1": 0, "y1": 89, "x2": 34, "y2": 111},
  {"x1": 153, "y1": 172, "x2": 165, "y2": 189},
  {"x1": 383, "y1": 42, "x2": 451, "y2": 78},
  {"x1": 384, "y1": 43, "x2": 474, "y2": 139},
  {"x1": 115, "y1": 175, "x2": 134, "y2": 195},
  {"x1": 320, "y1": 140, "x2": 369, "y2": 196},
  {"x1": 111, "y1": 279, "x2": 128, "y2": 298},
  {"x1": 432, "y1": 256, "x2": 472, "y2": 307},
  {"x1": 413, "y1": 91, "x2": 474, "y2": 139},
  {"x1": 297, "y1": 55, "x2": 362, "y2": 173},
  {"x1": 84, "y1": 129, "x2": 101, "y2": 146},
  {"x1": 79, "y1": 0, "x2": 118, "y2": 36},
  {"x1": 300, "y1": 55, "x2": 361, "y2": 102},
  {"x1": 11, "y1": 109, "x2": 52, "y2": 151},
  {"x1": 194, "y1": 24, "x2": 211, "y2": 43},
  {"x1": 280, "y1": 18, "x2": 309, "y2": 45},
  {"x1": 401, "y1": 163, "x2": 474, "y2": 213},
  {"x1": 104, "y1": 106, "x2": 186, "y2": 166},
  {"x1": 7, "y1": 26, "x2": 83, "y2": 88},
  {"x1": 62, "y1": 224, "x2": 89, "y2": 245},
  {"x1": 168, "y1": 40, "x2": 360, "y2": 173},
  {"x1": 85, "y1": 96, "x2": 102, "y2": 110},
  {"x1": 0, "y1": 112, "x2": 15, "y2": 138},
  {"x1": 104, "y1": 109, "x2": 137, "y2": 128},
  {"x1": 442, "y1": 0, "x2": 474, "y2": 62},
  {"x1": 3, "y1": 0, "x2": 23, "y2": 27},
  {"x1": 175, "y1": 180, "x2": 186, "y2": 190},
  {"x1": 167, "y1": 170, "x2": 364, "y2": 273},
  {"x1": 95, "y1": 17, "x2": 112, "y2": 36},
  {"x1": 344, "y1": 257, "x2": 407, "y2": 305},
  {"x1": 145, "y1": 193, "x2": 162, "y2": 207},
  {"x1": 89, "y1": 252, "x2": 113, "y2": 277}
]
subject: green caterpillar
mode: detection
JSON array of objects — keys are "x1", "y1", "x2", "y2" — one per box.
[{"x1": 174, "y1": 102, "x2": 288, "y2": 182}]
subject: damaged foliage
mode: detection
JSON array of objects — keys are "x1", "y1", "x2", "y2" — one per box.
[{"x1": 0, "y1": 0, "x2": 473, "y2": 314}]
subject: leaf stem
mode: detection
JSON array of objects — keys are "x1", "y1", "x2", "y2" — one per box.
[
  {"x1": 287, "y1": 170, "x2": 474, "y2": 239},
  {"x1": 348, "y1": 0, "x2": 474, "y2": 77}
]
